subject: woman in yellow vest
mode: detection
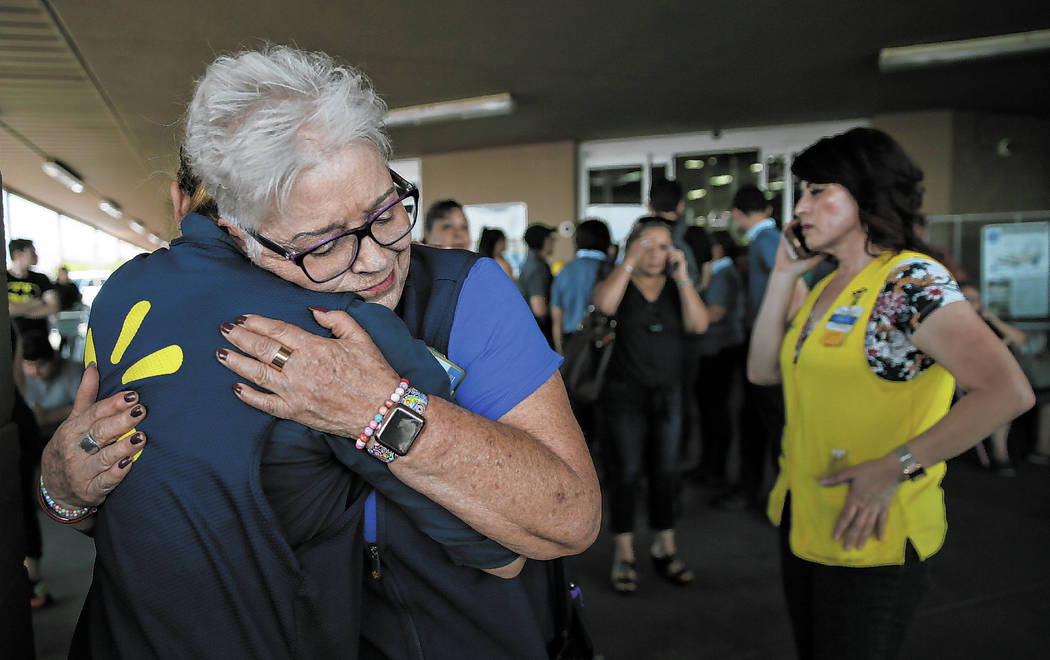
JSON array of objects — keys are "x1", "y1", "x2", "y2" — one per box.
[{"x1": 748, "y1": 127, "x2": 1034, "y2": 660}]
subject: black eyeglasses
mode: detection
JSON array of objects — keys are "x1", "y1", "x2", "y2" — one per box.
[{"x1": 245, "y1": 168, "x2": 419, "y2": 283}]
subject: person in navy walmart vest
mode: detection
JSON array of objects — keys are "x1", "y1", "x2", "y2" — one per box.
[{"x1": 41, "y1": 46, "x2": 600, "y2": 659}]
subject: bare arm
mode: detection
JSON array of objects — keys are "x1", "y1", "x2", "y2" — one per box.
[
  {"x1": 669, "y1": 249, "x2": 708, "y2": 334},
  {"x1": 10, "y1": 289, "x2": 61, "y2": 318},
  {"x1": 219, "y1": 311, "x2": 601, "y2": 559},
  {"x1": 551, "y1": 306, "x2": 565, "y2": 354},
  {"x1": 528, "y1": 295, "x2": 549, "y2": 320},
  {"x1": 821, "y1": 301, "x2": 1034, "y2": 550},
  {"x1": 747, "y1": 237, "x2": 824, "y2": 385}
]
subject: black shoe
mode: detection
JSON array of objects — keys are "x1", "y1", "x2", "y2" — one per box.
[
  {"x1": 610, "y1": 559, "x2": 637, "y2": 595},
  {"x1": 990, "y1": 458, "x2": 1016, "y2": 477},
  {"x1": 650, "y1": 553, "x2": 694, "y2": 586}
]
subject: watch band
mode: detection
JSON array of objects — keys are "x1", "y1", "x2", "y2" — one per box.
[
  {"x1": 894, "y1": 445, "x2": 926, "y2": 481},
  {"x1": 368, "y1": 388, "x2": 429, "y2": 463}
]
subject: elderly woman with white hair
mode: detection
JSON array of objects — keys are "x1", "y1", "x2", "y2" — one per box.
[{"x1": 41, "y1": 46, "x2": 599, "y2": 659}]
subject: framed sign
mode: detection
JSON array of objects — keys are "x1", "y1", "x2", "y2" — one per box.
[{"x1": 981, "y1": 222, "x2": 1049, "y2": 319}]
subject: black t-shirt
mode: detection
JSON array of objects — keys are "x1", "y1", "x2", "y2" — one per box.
[
  {"x1": 608, "y1": 279, "x2": 684, "y2": 388},
  {"x1": 7, "y1": 270, "x2": 53, "y2": 336}
]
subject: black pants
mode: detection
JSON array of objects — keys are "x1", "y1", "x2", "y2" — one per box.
[
  {"x1": 695, "y1": 343, "x2": 744, "y2": 481},
  {"x1": 779, "y1": 501, "x2": 930, "y2": 660},
  {"x1": 737, "y1": 379, "x2": 784, "y2": 499},
  {"x1": 601, "y1": 380, "x2": 683, "y2": 534}
]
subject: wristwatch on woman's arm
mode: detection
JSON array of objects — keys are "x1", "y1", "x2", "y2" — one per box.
[{"x1": 894, "y1": 445, "x2": 926, "y2": 481}]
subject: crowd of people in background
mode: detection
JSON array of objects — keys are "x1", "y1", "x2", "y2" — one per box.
[{"x1": 8, "y1": 79, "x2": 1050, "y2": 659}]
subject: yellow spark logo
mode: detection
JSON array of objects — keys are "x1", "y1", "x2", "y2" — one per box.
[{"x1": 84, "y1": 300, "x2": 184, "y2": 461}]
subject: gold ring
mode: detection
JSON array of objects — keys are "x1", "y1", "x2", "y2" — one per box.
[{"x1": 270, "y1": 345, "x2": 293, "y2": 371}]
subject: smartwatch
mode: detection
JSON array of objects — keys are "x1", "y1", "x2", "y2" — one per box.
[
  {"x1": 894, "y1": 445, "x2": 926, "y2": 481},
  {"x1": 368, "y1": 388, "x2": 428, "y2": 463}
]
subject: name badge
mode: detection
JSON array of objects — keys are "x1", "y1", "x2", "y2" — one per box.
[
  {"x1": 427, "y1": 346, "x2": 466, "y2": 396},
  {"x1": 819, "y1": 305, "x2": 864, "y2": 346}
]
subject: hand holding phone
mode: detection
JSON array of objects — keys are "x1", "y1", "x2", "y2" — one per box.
[{"x1": 783, "y1": 221, "x2": 817, "y2": 260}]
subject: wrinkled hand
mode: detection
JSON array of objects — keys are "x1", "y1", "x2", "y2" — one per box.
[
  {"x1": 40, "y1": 364, "x2": 148, "y2": 509},
  {"x1": 820, "y1": 454, "x2": 902, "y2": 551},
  {"x1": 217, "y1": 309, "x2": 400, "y2": 438}
]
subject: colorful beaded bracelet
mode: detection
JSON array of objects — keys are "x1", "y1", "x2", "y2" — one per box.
[
  {"x1": 367, "y1": 387, "x2": 428, "y2": 464},
  {"x1": 38, "y1": 475, "x2": 97, "y2": 524},
  {"x1": 357, "y1": 378, "x2": 410, "y2": 450}
]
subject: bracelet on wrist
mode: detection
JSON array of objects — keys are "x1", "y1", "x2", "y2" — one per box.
[
  {"x1": 357, "y1": 378, "x2": 410, "y2": 450},
  {"x1": 621, "y1": 263, "x2": 634, "y2": 274},
  {"x1": 363, "y1": 382, "x2": 429, "y2": 464},
  {"x1": 38, "y1": 475, "x2": 97, "y2": 524}
]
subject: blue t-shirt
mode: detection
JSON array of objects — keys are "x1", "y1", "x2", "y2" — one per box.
[
  {"x1": 551, "y1": 250, "x2": 606, "y2": 333},
  {"x1": 746, "y1": 219, "x2": 780, "y2": 326},
  {"x1": 698, "y1": 257, "x2": 744, "y2": 355},
  {"x1": 450, "y1": 257, "x2": 563, "y2": 417}
]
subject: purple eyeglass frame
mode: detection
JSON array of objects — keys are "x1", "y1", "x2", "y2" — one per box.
[{"x1": 245, "y1": 168, "x2": 419, "y2": 283}]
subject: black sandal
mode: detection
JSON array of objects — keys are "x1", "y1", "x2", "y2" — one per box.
[
  {"x1": 651, "y1": 553, "x2": 694, "y2": 586},
  {"x1": 610, "y1": 559, "x2": 637, "y2": 595}
]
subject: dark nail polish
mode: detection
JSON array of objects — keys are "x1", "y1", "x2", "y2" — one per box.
[
  {"x1": 131, "y1": 405, "x2": 144, "y2": 418},
  {"x1": 217, "y1": 348, "x2": 229, "y2": 361},
  {"x1": 308, "y1": 306, "x2": 329, "y2": 313},
  {"x1": 118, "y1": 456, "x2": 133, "y2": 469},
  {"x1": 130, "y1": 432, "x2": 145, "y2": 445},
  {"x1": 123, "y1": 391, "x2": 138, "y2": 403},
  {"x1": 221, "y1": 322, "x2": 235, "y2": 334},
  {"x1": 232, "y1": 383, "x2": 243, "y2": 395},
  {"x1": 234, "y1": 315, "x2": 248, "y2": 326}
]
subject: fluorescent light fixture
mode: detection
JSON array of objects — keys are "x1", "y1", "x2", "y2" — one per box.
[
  {"x1": 710, "y1": 175, "x2": 734, "y2": 187},
  {"x1": 879, "y1": 28, "x2": 1050, "y2": 72},
  {"x1": 768, "y1": 181, "x2": 785, "y2": 191},
  {"x1": 750, "y1": 163, "x2": 764, "y2": 173},
  {"x1": 385, "y1": 92, "x2": 514, "y2": 127},
  {"x1": 99, "y1": 199, "x2": 123, "y2": 219},
  {"x1": 684, "y1": 159, "x2": 705, "y2": 170},
  {"x1": 686, "y1": 188, "x2": 707, "y2": 200},
  {"x1": 128, "y1": 219, "x2": 147, "y2": 234},
  {"x1": 41, "y1": 160, "x2": 84, "y2": 193},
  {"x1": 147, "y1": 233, "x2": 162, "y2": 244}
]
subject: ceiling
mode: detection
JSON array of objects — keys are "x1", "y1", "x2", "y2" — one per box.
[{"x1": 2, "y1": 0, "x2": 1049, "y2": 248}]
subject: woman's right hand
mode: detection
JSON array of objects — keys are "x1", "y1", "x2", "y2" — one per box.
[
  {"x1": 40, "y1": 364, "x2": 148, "y2": 509},
  {"x1": 772, "y1": 224, "x2": 824, "y2": 278}
]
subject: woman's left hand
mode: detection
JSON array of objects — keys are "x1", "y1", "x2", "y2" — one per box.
[
  {"x1": 820, "y1": 454, "x2": 902, "y2": 551},
  {"x1": 216, "y1": 309, "x2": 400, "y2": 438}
]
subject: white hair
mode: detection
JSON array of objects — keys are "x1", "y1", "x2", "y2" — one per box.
[{"x1": 183, "y1": 46, "x2": 391, "y2": 244}]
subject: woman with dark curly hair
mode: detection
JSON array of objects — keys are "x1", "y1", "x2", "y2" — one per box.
[{"x1": 748, "y1": 127, "x2": 1034, "y2": 659}]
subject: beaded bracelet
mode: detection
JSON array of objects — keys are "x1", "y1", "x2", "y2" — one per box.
[
  {"x1": 367, "y1": 387, "x2": 428, "y2": 464},
  {"x1": 357, "y1": 378, "x2": 410, "y2": 450},
  {"x1": 38, "y1": 475, "x2": 97, "y2": 524}
]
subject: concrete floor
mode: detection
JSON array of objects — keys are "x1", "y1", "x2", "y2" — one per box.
[{"x1": 29, "y1": 454, "x2": 1050, "y2": 659}]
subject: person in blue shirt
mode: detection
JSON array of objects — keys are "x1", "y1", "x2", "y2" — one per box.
[
  {"x1": 550, "y1": 219, "x2": 612, "y2": 355},
  {"x1": 715, "y1": 185, "x2": 786, "y2": 511},
  {"x1": 41, "y1": 45, "x2": 599, "y2": 659},
  {"x1": 692, "y1": 230, "x2": 745, "y2": 487}
]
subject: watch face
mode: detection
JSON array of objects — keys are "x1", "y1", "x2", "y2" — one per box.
[{"x1": 377, "y1": 406, "x2": 425, "y2": 456}]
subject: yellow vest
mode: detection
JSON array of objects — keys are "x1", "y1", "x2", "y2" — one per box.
[{"x1": 767, "y1": 251, "x2": 955, "y2": 567}]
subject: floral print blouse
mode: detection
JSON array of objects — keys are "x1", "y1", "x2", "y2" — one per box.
[
  {"x1": 796, "y1": 256, "x2": 964, "y2": 381},
  {"x1": 865, "y1": 257, "x2": 963, "y2": 381}
]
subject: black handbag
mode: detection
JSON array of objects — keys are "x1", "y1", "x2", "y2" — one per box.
[{"x1": 560, "y1": 305, "x2": 616, "y2": 404}]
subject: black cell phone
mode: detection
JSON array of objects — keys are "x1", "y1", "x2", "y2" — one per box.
[{"x1": 784, "y1": 221, "x2": 817, "y2": 259}]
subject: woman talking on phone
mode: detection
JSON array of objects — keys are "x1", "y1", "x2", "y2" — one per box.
[
  {"x1": 592, "y1": 218, "x2": 708, "y2": 594},
  {"x1": 748, "y1": 127, "x2": 1033, "y2": 659}
]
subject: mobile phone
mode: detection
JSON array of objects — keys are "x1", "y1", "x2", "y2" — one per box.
[{"x1": 783, "y1": 221, "x2": 817, "y2": 260}]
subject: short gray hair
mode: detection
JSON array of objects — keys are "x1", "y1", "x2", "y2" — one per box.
[{"x1": 184, "y1": 46, "x2": 391, "y2": 240}]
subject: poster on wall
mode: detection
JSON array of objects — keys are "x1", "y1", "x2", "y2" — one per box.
[{"x1": 981, "y1": 222, "x2": 1050, "y2": 319}]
